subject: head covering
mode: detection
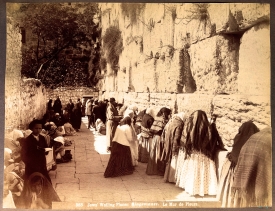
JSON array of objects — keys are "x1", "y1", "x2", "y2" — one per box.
[
  {"x1": 110, "y1": 97, "x2": 115, "y2": 102},
  {"x1": 128, "y1": 105, "x2": 138, "y2": 113},
  {"x1": 145, "y1": 108, "x2": 154, "y2": 116},
  {"x1": 122, "y1": 116, "x2": 132, "y2": 126},
  {"x1": 229, "y1": 121, "x2": 259, "y2": 166},
  {"x1": 4, "y1": 148, "x2": 13, "y2": 167},
  {"x1": 184, "y1": 110, "x2": 212, "y2": 159},
  {"x1": 54, "y1": 136, "x2": 65, "y2": 145},
  {"x1": 175, "y1": 112, "x2": 186, "y2": 121},
  {"x1": 24, "y1": 129, "x2": 32, "y2": 137},
  {"x1": 231, "y1": 127, "x2": 272, "y2": 207},
  {"x1": 22, "y1": 172, "x2": 61, "y2": 208},
  {"x1": 124, "y1": 110, "x2": 134, "y2": 119},
  {"x1": 11, "y1": 129, "x2": 24, "y2": 142}
]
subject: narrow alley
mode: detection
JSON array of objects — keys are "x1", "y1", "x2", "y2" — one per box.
[{"x1": 50, "y1": 117, "x2": 221, "y2": 209}]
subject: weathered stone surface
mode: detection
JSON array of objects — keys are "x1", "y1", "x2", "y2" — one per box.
[
  {"x1": 47, "y1": 86, "x2": 96, "y2": 107},
  {"x1": 212, "y1": 94, "x2": 271, "y2": 145},
  {"x1": 5, "y1": 17, "x2": 45, "y2": 132},
  {"x1": 176, "y1": 94, "x2": 214, "y2": 116},
  {"x1": 238, "y1": 22, "x2": 270, "y2": 96},
  {"x1": 189, "y1": 35, "x2": 239, "y2": 94}
]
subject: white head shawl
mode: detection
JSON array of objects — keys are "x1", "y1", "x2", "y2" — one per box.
[
  {"x1": 128, "y1": 105, "x2": 138, "y2": 113},
  {"x1": 175, "y1": 112, "x2": 186, "y2": 121},
  {"x1": 24, "y1": 129, "x2": 33, "y2": 137},
  {"x1": 145, "y1": 108, "x2": 154, "y2": 116},
  {"x1": 124, "y1": 109, "x2": 134, "y2": 119},
  {"x1": 54, "y1": 136, "x2": 65, "y2": 145},
  {"x1": 12, "y1": 129, "x2": 24, "y2": 142}
]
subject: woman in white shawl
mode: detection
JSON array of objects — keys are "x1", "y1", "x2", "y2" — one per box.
[
  {"x1": 124, "y1": 109, "x2": 138, "y2": 166},
  {"x1": 104, "y1": 116, "x2": 135, "y2": 177}
]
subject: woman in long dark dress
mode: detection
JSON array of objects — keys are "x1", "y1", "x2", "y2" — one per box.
[
  {"x1": 104, "y1": 117, "x2": 135, "y2": 178},
  {"x1": 146, "y1": 107, "x2": 171, "y2": 175},
  {"x1": 71, "y1": 99, "x2": 82, "y2": 131}
]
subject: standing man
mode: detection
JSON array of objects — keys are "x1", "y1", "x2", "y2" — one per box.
[
  {"x1": 92, "y1": 100, "x2": 101, "y2": 130},
  {"x1": 67, "y1": 99, "x2": 74, "y2": 123},
  {"x1": 85, "y1": 98, "x2": 93, "y2": 129},
  {"x1": 72, "y1": 98, "x2": 82, "y2": 132},
  {"x1": 53, "y1": 96, "x2": 62, "y2": 115},
  {"x1": 106, "y1": 98, "x2": 122, "y2": 152}
]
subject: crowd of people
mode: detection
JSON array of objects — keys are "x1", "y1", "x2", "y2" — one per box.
[
  {"x1": 3, "y1": 95, "x2": 272, "y2": 208},
  {"x1": 102, "y1": 97, "x2": 272, "y2": 208}
]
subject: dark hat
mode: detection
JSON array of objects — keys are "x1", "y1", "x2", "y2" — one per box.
[{"x1": 110, "y1": 97, "x2": 116, "y2": 102}]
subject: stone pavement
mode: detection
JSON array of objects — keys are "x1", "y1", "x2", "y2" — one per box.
[{"x1": 50, "y1": 117, "x2": 223, "y2": 210}]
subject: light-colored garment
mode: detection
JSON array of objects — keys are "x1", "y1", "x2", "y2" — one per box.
[
  {"x1": 112, "y1": 124, "x2": 132, "y2": 147},
  {"x1": 106, "y1": 102, "x2": 119, "y2": 147},
  {"x1": 175, "y1": 150, "x2": 217, "y2": 196},
  {"x1": 85, "y1": 100, "x2": 92, "y2": 116},
  {"x1": 11, "y1": 129, "x2": 24, "y2": 142},
  {"x1": 3, "y1": 190, "x2": 16, "y2": 208},
  {"x1": 95, "y1": 119, "x2": 106, "y2": 135},
  {"x1": 129, "y1": 124, "x2": 138, "y2": 166},
  {"x1": 64, "y1": 122, "x2": 76, "y2": 136}
]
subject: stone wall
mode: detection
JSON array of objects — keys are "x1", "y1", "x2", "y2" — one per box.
[
  {"x1": 6, "y1": 16, "x2": 48, "y2": 132},
  {"x1": 46, "y1": 86, "x2": 98, "y2": 108},
  {"x1": 99, "y1": 3, "x2": 271, "y2": 145},
  {"x1": 5, "y1": 16, "x2": 22, "y2": 132},
  {"x1": 19, "y1": 79, "x2": 47, "y2": 129}
]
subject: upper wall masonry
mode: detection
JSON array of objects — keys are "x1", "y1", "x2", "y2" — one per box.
[
  {"x1": 99, "y1": 3, "x2": 270, "y2": 96},
  {"x1": 98, "y1": 3, "x2": 270, "y2": 145}
]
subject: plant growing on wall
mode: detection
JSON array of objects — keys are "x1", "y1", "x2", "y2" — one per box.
[
  {"x1": 102, "y1": 25, "x2": 123, "y2": 75},
  {"x1": 100, "y1": 57, "x2": 107, "y2": 72},
  {"x1": 176, "y1": 3, "x2": 211, "y2": 34},
  {"x1": 121, "y1": 3, "x2": 145, "y2": 25}
]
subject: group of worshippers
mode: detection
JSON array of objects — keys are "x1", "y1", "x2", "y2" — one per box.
[
  {"x1": 85, "y1": 98, "x2": 108, "y2": 135},
  {"x1": 46, "y1": 96, "x2": 83, "y2": 132},
  {"x1": 3, "y1": 119, "x2": 63, "y2": 209},
  {"x1": 103, "y1": 97, "x2": 272, "y2": 208}
]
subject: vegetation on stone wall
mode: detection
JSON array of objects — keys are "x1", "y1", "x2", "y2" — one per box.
[
  {"x1": 121, "y1": 3, "x2": 145, "y2": 25},
  {"x1": 9, "y1": 3, "x2": 100, "y2": 88},
  {"x1": 102, "y1": 26, "x2": 123, "y2": 75},
  {"x1": 100, "y1": 57, "x2": 107, "y2": 72}
]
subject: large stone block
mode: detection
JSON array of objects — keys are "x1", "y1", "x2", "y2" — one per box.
[
  {"x1": 212, "y1": 94, "x2": 271, "y2": 144},
  {"x1": 238, "y1": 22, "x2": 270, "y2": 96},
  {"x1": 176, "y1": 94, "x2": 214, "y2": 117},
  {"x1": 230, "y1": 3, "x2": 269, "y2": 25},
  {"x1": 189, "y1": 35, "x2": 239, "y2": 94}
]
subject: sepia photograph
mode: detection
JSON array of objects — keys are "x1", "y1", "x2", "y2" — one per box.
[{"x1": 3, "y1": 1, "x2": 272, "y2": 210}]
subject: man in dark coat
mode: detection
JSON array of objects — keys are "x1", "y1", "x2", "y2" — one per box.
[
  {"x1": 21, "y1": 119, "x2": 51, "y2": 183},
  {"x1": 53, "y1": 96, "x2": 62, "y2": 115},
  {"x1": 92, "y1": 100, "x2": 101, "y2": 129}
]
